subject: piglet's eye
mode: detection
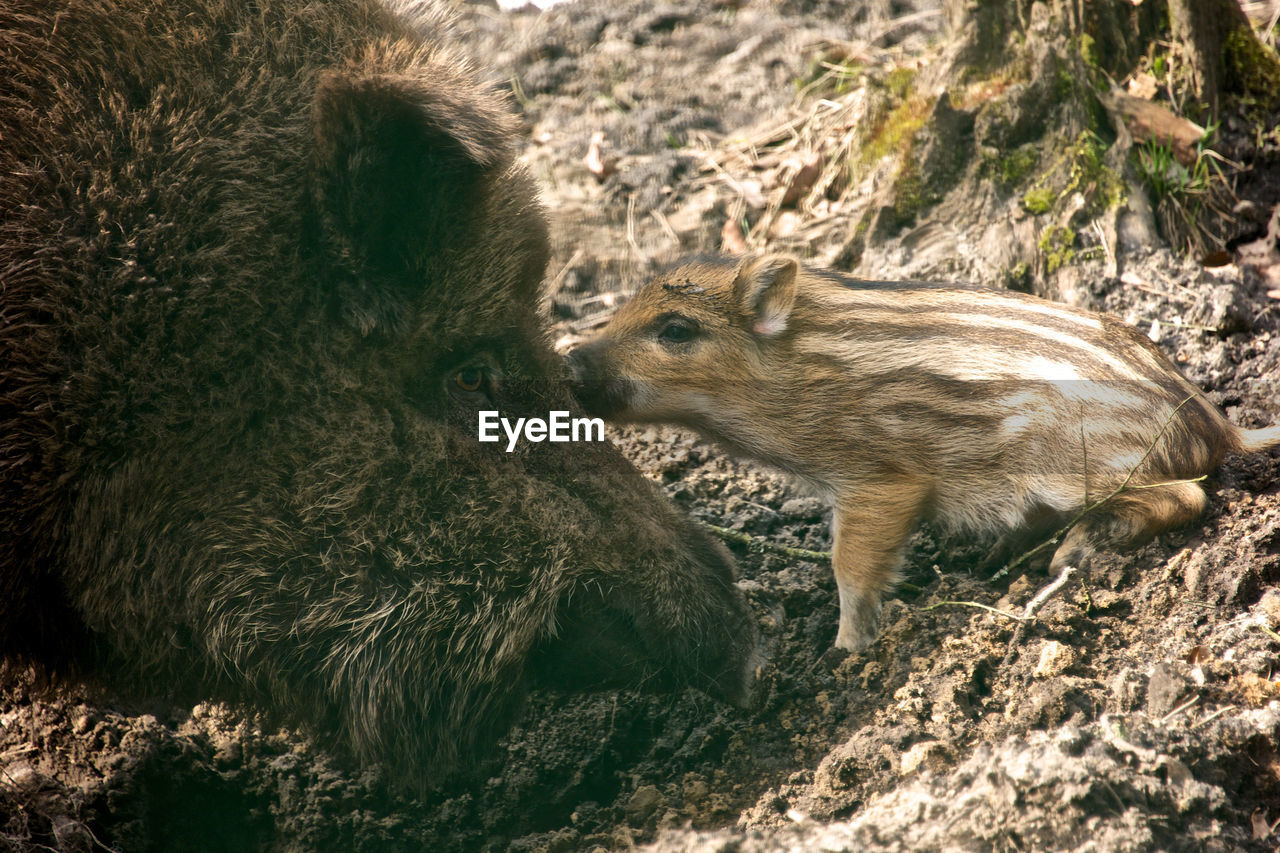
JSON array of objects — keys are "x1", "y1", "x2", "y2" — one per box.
[
  {"x1": 455, "y1": 367, "x2": 485, "y2": 392},
  {"x1": 657, "y1": 319, "x2": 697, "y2": 344}
]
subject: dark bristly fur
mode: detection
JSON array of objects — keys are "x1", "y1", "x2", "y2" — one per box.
[
  {"x1": 569, "y1": 253, "x2": 1280, "y2": 651},
  {"x1": 0, "y1": 0, "x2": 758, "y2": 788}
]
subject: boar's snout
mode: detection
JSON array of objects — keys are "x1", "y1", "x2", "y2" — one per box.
[
  {"x1": 675, "y1": 522, "x2": 763, "y2": 708},
  {"x1": 529, "y1": 440, "x2": 761, "y2": 709},
  {"x1": 635, "y1": 516, "x2": 761, "y2": 708},
  {"x1": 565, "y1": 342, "x2": 633, "y2": 419}
]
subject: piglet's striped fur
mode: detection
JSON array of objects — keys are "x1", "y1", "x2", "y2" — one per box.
[{"x1": 570, "y1": 254, "x2": 1280, "y2": 650}]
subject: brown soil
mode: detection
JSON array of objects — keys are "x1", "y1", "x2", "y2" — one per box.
[{"x1": 4, "y1": 2, "x2": 1280, "y2": 851}]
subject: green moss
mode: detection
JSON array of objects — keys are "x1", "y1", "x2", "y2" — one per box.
[
  {"x1": 1151, "y1": 51, "x2": 1170, "y2": 83},
  {"x1": 885, "y1": 67, "x2": 917, "y2": 100},
  {"x1": 887, "y1": 159, "x2": 926, "y2": 229},
  {"x1": 1022, "y1": 187, "x2": 1054, "y2": 215},
  {"x1": 1011, "y1": 129, "x2": 1123, "y2": 220},
  {"x1": 1000, "y1": 262, "x2": 1031, "y2": 292},
  {"x1": 860, "y1": 94, "x2": 934, "y2": 167},
  {"x1": 994, "y1": 145, "x2": 1038, "y2": 190},
  {"x1": 1063, "y1": 130, "x2": 1126, "y2": 214},
  {"x1": 1097, "y1": 166, "x2": 1127, "y2": 210},
  {"x1": 1038, "y1": 225, "x2": 1077, "y2": 273},
  {"x1": 1079, "y1": 33, "x2": 1098, "y2": 69},
  {"x1": 1224, "y1": 25, "x2": 1280, "y2": 107},
  {"x1": 1072, "y1": 129, "x2": 1105, "y2": 171},
  {"x1": 837, "y1": 212, "x2": 873, "y2": 268},
  {"x1": 1055, "y1": 68, "x2": 1079, "y2": 101},
  {"x1": 851, "y1": 69, "x2": 943, "y2": 233}
]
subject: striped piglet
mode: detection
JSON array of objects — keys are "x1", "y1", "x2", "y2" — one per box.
[{"x1": 568, "y1": 254, "x2": 1280, "y2": 650}]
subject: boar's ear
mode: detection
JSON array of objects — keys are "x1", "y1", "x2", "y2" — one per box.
[
  {"x1": 733, "y1": 254, "x2": 798, "y2": 337},
  {"x1": 311, "y1": 69, "x2": 517, "y2": 277}
]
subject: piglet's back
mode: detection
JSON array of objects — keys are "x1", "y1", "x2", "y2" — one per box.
[{"x1": 782, "y1": 270, "x2": 1235, "y2": 487}]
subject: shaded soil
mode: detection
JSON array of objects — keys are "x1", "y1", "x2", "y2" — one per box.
[{"x1": 4, "y1": 1, "x2": 1280, "y2": 850}]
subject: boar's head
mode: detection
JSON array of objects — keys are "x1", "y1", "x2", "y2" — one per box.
[{"x1": 0, "y1": 0, "x2": 757, "y2": 787}]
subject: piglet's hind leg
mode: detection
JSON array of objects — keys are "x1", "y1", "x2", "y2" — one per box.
[{"x1": 1049, "y1": 480, "x2": 1208, "y2": 572}]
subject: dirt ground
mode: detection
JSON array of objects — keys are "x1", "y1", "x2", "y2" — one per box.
[{"x1": 4, "y1": 1, "x2": 1280, "y2": 851}]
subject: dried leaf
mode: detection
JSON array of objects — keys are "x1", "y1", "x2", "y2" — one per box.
[
  {"x1": 583, "y1": 131, "x2": 618, "y2": 182},
  {"x1": 1106, "y1": 90, "x2": 1205, "y2": 167},
  {"x1": 1127, "y1": 72, "x2": 1159, "y2": 99},
  {"x1": 738, "y1": 178, "x2": 767, "y2": 210},
  {"x1": 780, "y1": 151, "x2": 824, "y2": 208},
  {"x1": 721, "y1": 218, "x2": 748, "y2": 254},
  {"x1": 1254, "y1": 809, "x2": 1271, "y2": 841},
  {"x1": 768, "y1": 210, "x2": 803, "y2": 239}
]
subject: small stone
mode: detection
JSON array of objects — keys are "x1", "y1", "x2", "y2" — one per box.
[
  {"x1": 1258, "y1": 588, "x2": 1280, "y2": 630},
  {"x1": 1033, "y1": 640, "x2": 1077, "y2": 678},
  {"x1": 2, "y1": 761, "x2": 38, "y2": 792},
  {"x1": 214, "y1": 740, "x2": 243, "y2": 766},
  {"x1": 780, "y1": 497, "x2": 826, "y2": 521},
  {"x1": 1089, "y1": 589, "x2": 1122, "y2": 611},
  {"x1": 1162, "y1": 756, "x2": 1193, "y2": 788},
  {"x1": 625, "y1": 785, "x2": 664, "y2": 825},
  {"x1": 1110, "y1": 667, "x2": 1146, "y2": 712},
  {"x1": 682, "y1": 776, "x2": 709, "y2": 805},
  {"x1": 899, "y1": 740, "x2": 949, "y2": 775},
  {"x1": 1147, "y1": 661, "x2": 1191, "y2": 718}
]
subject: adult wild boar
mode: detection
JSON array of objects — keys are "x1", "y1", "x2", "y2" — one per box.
[{"x1": 0, "y1": 0, "x2": 757, "y2": 784}]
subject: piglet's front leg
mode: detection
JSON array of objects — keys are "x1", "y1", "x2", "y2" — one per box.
[{"x1": 831, "y1": 483, "x2": 929, "y2": 650}]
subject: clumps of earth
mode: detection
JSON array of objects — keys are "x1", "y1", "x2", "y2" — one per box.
[{"x1": 4, "y1": 1, "x2": 1280, "y2": 850}]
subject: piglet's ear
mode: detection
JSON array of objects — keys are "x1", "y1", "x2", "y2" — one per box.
[
  {"x1": 311, "y1": 69, "x2": 517, "y2": 274},
  {"x1": 733, "y1": 254, "x2": 798, "y2": 337}
]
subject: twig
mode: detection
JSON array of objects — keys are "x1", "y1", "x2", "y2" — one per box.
[
  {"x1": 1122, "y1": 475, "x2": 1208, "y2": 491},
  {"x1": 1142, "y1": 317, "x2": 1222, "y2": 334},
  {"x1": 1158, "y1": 694, "x2": 1200, "y2": 724},
  {"x1": 1099, "y1": 715, "x2": 1158, "y2": 762},
  {"x1": 698, "y1": 149, "x2": 762, "y2": 209},
  {"x1": 999, "y1": 564, "x2": 1077, "y2": 671},
  {"x1": 867, "y1": 8, "x2": 943, "y2": 44},
  {"x1": 1190, "y1": 704, "x2": 1235, "y2": 730},
  {"x1": 697, "y1": 520, "x2": 922, "y2": 594},
  {"x1": 1091, "y1": 220, "x2": 1115, "y2": 274},
  {"x1": 698, "y1": 520, "x2": 831, "y2": 563},
  {"x1": 919, "y1": 600, "x2": 1027, "y2": 620},
  {"x1": 625, "y1": 195, "x2": 642, "y2": 262},
  {"x1": 0, "y1": 745, "x2": 36, "y2": 762},
  {"x1": 1256, "y1": 622, "x2": 1280, "y2": 644},
  {"x1": 1126, "y1": 281, "x2": 1194, "y2": 303},
  {"x1": 547, "y1": 248, "x2": 585, "y2": 294},
  {"x1": 1022, "y1": 564, "x2": 1077, "y2": 620},
  {"x1": 650, "y1": 209, "x2": 680, "y2": 247}
]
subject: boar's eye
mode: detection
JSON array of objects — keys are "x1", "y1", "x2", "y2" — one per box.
[
  {"x1": 454, "y1": 366, "x2": 486, "y2": 393},
  {"x1": 657, "y1": 317, "x2": 698, "y2": 345}
]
